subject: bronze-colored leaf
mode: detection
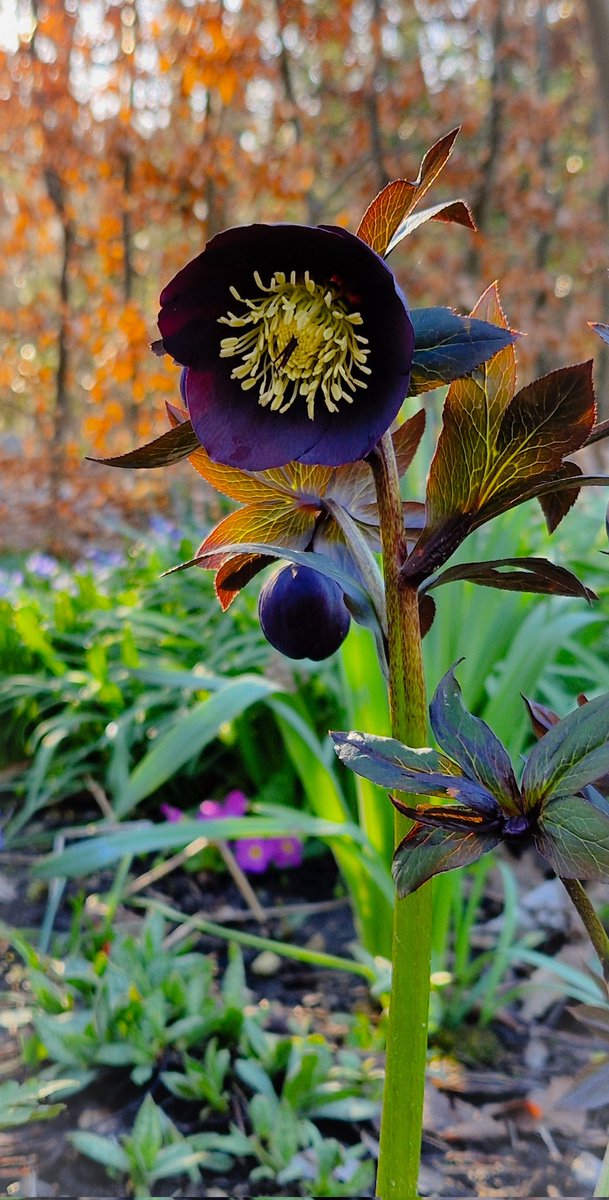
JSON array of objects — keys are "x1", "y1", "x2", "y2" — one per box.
[
  {"x1": 166, "y1": 401, "x2": 323, "y2": 505},
  {"x1": 424, "y1": 556, "x2": 595, "y2": 602},
  {"x1": 537, "y1": 461, "x2": 582, "y2": 533},
  {"x1": 214, "y1": 553, "x2": 273, "y2": 610},
  {"x1": 392, "y1": 824, "x2": 501, "y2": 897},
  {"x1": 196, "y1": 501, "x2": 317, "y2": 571},
  {"x1": 385, "y1": 199, "x2": 475, "y2": 256},
  {"x1": 356, "y1": 128, "x2": 461, "y2": 256},
  {"x1": 404, "y1": 280, "x2": 596, "y2": 581},
  {"x1": 523, "y1": 696, "x2": 560, "y2": 740},
  {"x1": 88, "y1": 419, "x2": 200, "y2": 469}
]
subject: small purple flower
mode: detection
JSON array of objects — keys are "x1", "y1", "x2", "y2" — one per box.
[
  {"x1": 233, "y1": 837, "x2": 274, "y2": 874},
  {"x1": 25, "y1": 552, "x2": 59, "y2": 579},
  {"x1": 269, "y1": 836, "x2": 303, "y2": 869},
  {"x1": 0, "y1": 569, "x2": 24, "y2": 598},
  {"x1": 160, "y1": 803, "x2": 184, "y2": 822},
  {"x1": 149, "y1": 514, "x2": 182, "y2": 542},
  {"x1": 158, "y1": 223, "x2": 413, "y2": 471}
]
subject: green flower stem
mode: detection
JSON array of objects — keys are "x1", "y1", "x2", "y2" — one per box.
[
  {"x1": 370, "y1": 430, "x2": 432, "y2": 1200},
  {"x1": 561, "y1": 876, "x2": 609, "y2": 989}
]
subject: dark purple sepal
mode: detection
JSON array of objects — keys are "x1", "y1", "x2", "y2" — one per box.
[{"x1": 159, "y1": 223, "x2": 414, "y2": 470}]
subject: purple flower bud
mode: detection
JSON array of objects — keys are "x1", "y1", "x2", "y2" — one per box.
[
  {"x1": 199, "y1": 790, "x2": 248, "y2": 821},
  {"x1": 222, "y1": 790, "x2": 249, "y2": 817},
  {"x1": 199, "y1": 799, "x2": 225, "y2": 820},
  {"x1": 258, "y1": 563, "x2": 351, "y2": 660},
  {"x1": 160, "y1": 803, "x2": 184, "y2": 822}
]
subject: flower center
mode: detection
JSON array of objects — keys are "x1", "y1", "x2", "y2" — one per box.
[{"x1": 218, "y1": 270, "x2": 371, "y2": 419}]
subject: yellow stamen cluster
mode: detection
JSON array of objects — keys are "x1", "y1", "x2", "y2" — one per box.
[{"x1": 218, "y1": 270, "x2": 370, "y2": 419}]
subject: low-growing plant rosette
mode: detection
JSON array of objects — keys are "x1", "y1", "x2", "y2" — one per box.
[{"x1": 332, "y1": 664, "x2": 609, "y2": 900}]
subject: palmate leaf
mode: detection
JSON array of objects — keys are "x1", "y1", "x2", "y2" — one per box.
[
  {"x1": 523, "y1": 690, "x2": 609, "y2": 805},
  {"x1": 392, "y1": 823, "x2": 501, "y2": 897},
  {"x1": 424, "y1": 556, "x2": 595, "y2": 602},
  {"x1": 429, "y1": 665, "x2": 521, "y2": 812},
  {"x1": 534, "y1": 794, "x2": 609, "y2": 880},
  {"x1": 356, "y1": 128, "x2": 466, "y2": 256},
  {"x1": 403, "y1": 283, "x2": 597, "y2": 582},
  {"x1": 409, "y1": 307, "x2": 518, "y2": 395}
]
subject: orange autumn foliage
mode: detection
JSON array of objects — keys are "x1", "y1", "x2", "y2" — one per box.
[{"x1": 1, "y1": 0, "x2": 609, "y2": 547}]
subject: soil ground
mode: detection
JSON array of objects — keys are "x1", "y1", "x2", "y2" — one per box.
[{"x1": 0, "y1": 831, "x2": 608, "y2": 1199}]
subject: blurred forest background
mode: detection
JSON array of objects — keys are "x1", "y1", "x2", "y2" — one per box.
[{"x1": 3, "y1": 0, "x2": 609, "y2": 553}]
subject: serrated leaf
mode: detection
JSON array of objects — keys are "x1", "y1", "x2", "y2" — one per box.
[
  {"x1": 425, "y1": 556, "x2": 595, "y2": 601},
  {"x1": 167, "y1": 401, "x2": 333, "y2": 504},
  {"x1": 534, "y1": 794, "x2": 609, "y2": 879},
  {"x1": 386, "y1": 199, "x2": 475, "y2": 256},
  {"x1": 429, "y1": 666, "x2": 521, "y2": 812},
  {"x1": 88, "y1": 420, "x2": 200, "y2": 469},
  {"x1": 406, "y1": 353, "x2": 596, "y2": 581},
  {"x1": 167, "y1": 541, "x2": 377, "y2": 621},
  {"x1": 537, "y1": 460, "x2": 583, "y2": 532},
  {"x1": 408, "y1": 307, "x2": 517, "y2": 395},
  {"x1": 523, "y1": 691, "x2": 609, "y2": 805},
  {"x1": 214, "y1": 552, "x2": 274, "y2": 611},
  {"x1": 332, "y1": 730, "x2": 498, "y2": 810},
  {"x1": 356, "y1": 128, "x2": 461, "y2": 255},
  {"x1": 392, "y1": 823, "x2": 501, "y2": 896}
]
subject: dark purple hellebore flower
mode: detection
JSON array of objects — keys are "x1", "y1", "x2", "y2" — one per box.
[{"x1": 158, "y1": 224, "x2": 414, "y2": 471}]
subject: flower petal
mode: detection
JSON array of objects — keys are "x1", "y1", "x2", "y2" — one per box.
[{"x1": 159, "y1": 223, "x2": 414, "y2": 470}]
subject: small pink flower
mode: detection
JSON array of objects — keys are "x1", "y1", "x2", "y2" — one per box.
[
  {"x1": 222, "y1": 790, "x2": 249, "y2": 817},
  {"x1": 199, "y1": 789, "x2": 248, "y2": 821},
  {"x1": 160, "y1": 803, "x2": 184, "y2": 823}
]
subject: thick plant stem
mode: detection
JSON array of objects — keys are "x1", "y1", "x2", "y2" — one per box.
[
  {"x1": 561, "y1": 876, "x2": 609, "y2": 989},
  {"x1": 370, "y1": 431, "x2": 432, "y2": 1200}
]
